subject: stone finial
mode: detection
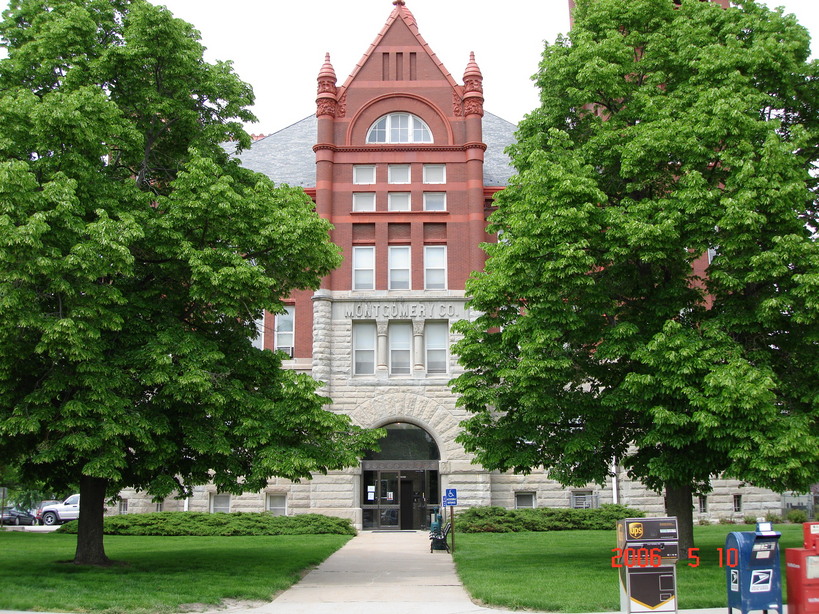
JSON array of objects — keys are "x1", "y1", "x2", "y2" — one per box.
[
  {"x1": 317, "y1": 52, "x2": 337, "y2": 92},
  {"x1": 462, "y1": 51, "x2": 484, "y2": 117},
  {"x1": 316, "y1": 53, "x2": 338, "y2": 117},
  {"x1": 463, "y1": 51, "x2": 483, "y2": 93}
]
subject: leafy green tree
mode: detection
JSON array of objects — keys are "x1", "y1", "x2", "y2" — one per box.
[
  {"x1": 0, "y1": 0, "x2": 380, "y2": 565},
  {"x1": 452, "y1": 0, "x2": 819, "y2": 551}
]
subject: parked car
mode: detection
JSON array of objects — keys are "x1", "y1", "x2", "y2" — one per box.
[
  {"x1": 39, "y1": 494, "x2": 80, "y2": 526},
  {"x1": 34, "y1": 499, "x2": 61, "y2": 525},
  {"x1": 0, "y1": 507, "x2": 37, "y2": 526}
]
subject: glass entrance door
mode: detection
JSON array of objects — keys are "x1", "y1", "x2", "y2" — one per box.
[
  {"x1": 361, "y1": 422, "x2": 441, "y2": 530},
  {"x1": 362, "y1": 468, "x2": 439, "y2": 530}
]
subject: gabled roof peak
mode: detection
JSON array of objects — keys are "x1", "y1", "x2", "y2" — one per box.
[{"x1": 339, "y1": 0, "x2": 457, "y2": 91}]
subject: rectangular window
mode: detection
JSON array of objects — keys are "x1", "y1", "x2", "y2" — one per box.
[
  {"x1": 353, "y1": 165, "x2": 376, "y2": 184},
  {"x1": 733, "y1": 495, "x2": 742, "y2": 513},
  {"x1": 515, "y1": 492, "x2": 536, "y2": 509},
  {"x1": 388, "y1": 192, "x2": 411, "y2": 211},
  {"x1": 352, "y1": 192, "x2": 375, "y2": 212},
  {"x1": 155, "y1": 500, "x2": 164, "y2": 513},
  {"x1": 389, "y1": 322, "x2": 412, "y2": 375},
  {"x1": 423, "y1": 192, "x2": 446, "y2": 211},
  {"x1": 353, "y1": 246, "x2": 375, "y2": 290},
  {"x1": 118, "y1": 499, "x2": 128, "y2": 514},
  {"x1": 210, "y1": 493, "x2": 230, "y2": 514},
  {"x1": 424, "y1": 246, "x2": 447, "y2": 290},
  {"x1": 251, "y1": 316, "x2": 265, "y2": 350},
  {"x1": 571, "y1": 491, "x2": 597, "y2": 509},
  {"x1": 423, "y1": 164, "x2": 445, "y2": 184},
  {"x1": 425, "y1": 321, "x2": 448, "y2": 374},
  {"x1": 275, "y1": 306, "x2": 295, "y2": 358},
  {"x1": 388, "y1": 164, "x2": 410, "y2": 184},
  {"x1": 388, "y1": 246, "x2": 410, "y2": 290},
  {"x1": 353, "y1": 322, "x2": 376, "y2": 375},
  {"x1": 266, "y1": 494, "x2": 287, "y2": 516},
  {"x1": 391, "y1": 114, "x2": 409, "y2": 143},
  {"x1": 698, "y1": 495, "x2": 708, "y2": 514}
]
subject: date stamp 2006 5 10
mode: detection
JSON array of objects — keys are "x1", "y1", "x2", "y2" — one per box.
[{"x1": 611, "y1": 547, "x2": 740, "y2": 568}]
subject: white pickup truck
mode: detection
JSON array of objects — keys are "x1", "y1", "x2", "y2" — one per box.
[{"x1": 40, "y1": 494, "x2": 80, "y2": 526}]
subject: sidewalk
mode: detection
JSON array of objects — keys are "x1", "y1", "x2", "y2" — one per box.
[{"x1": 244, "y1": 530, "x2": 517, "y2": 614}]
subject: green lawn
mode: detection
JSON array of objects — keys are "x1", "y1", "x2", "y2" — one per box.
[
  {"x1": 0, "y1": 531, "x2": 351, "y2": 614},
  {"x1": 453, "y1": 524, "x2": 804, "y2": 612}
]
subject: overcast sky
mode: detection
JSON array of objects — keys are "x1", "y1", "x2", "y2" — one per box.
[
  {"x1": 154, "y1": 0, "x2": 819, "y2": 135},
  {"x1": 3, "y1": 1, "x2": 819, "y2": 135}
]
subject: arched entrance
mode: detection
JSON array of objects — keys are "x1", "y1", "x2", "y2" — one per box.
[{"x1": 361, "y1": 422, "x2": 440, "y2": 530}]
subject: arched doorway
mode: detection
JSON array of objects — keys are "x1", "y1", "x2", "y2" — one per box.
[{"x1": 361, "y1": 422, "x2": 440, "y2": 530}]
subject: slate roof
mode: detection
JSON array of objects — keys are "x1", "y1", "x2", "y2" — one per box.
[{"x1": 232, "y1": 111, "x2": 518, "y2": 189}]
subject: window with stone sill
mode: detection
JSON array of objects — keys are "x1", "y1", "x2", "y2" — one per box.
[
  {"x1": 353, "y1": 322, "x2": 377, "y2": 375},
  {"x1": 388, "y1": 192, "x2": 411, "y2": 212},
  {"x1": 389, "y1": 322, "x2": 412, "y2": 375},
  {"x1": 266, "y1": 493, "x2": 287, "y2": 516},
  {"x1": 423, "y1": 192, "x2": 446, "y2": 211},
  {"x1": 352, "y1": 319, "x2": 451, "y2": 377},
  {"x1": 353, "y1": 192, "x2": 376, "y2": 212},
  {"x1": 210, "y1": 493, "x2": 230, "y2": 514},
  {"x1": 353, "y1": 246, "x2": 375, "y2": 290},
  {"x1": 424, "y1": 246, "x2": 447, "y2": 290},
  {"x1": 515, "y1": 492, "x2": 536, "y2": 509},
  {"x1": 353, "y1": 165, "x2": 376, "y2": 184},
  {"x1": 571, "y1": 491, "x2": 598, "y2": 509},
  {"x1": 388, "y1": 164, "x2": 411, "y2": 184},
  {"x1": 423, "y1": 164, "x2": 445, "y2": 184},
  {"x1": 388, "y1": 246, "x2": 410, "y2": 290},
  {"x1": 275, "y1": 306, "x2": 295, "y2": 358},
  {"x1": 425, "y1": 321, "x2": 448, "y2": 374}
]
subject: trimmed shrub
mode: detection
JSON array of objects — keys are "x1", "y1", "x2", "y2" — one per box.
[
  {"x1": 786, "y1": 509, "x2": 808, "y2": 524},
  {"x1": 454, "y1": 504, "x2": 645, "y2": 533},
  {"x1": 56, "y1": 512, "x2": 356, "y2": 536}
]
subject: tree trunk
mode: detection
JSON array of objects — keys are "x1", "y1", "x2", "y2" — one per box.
[
  {"x1": 664, "y1": 483, "x2": 695, "y2": 557},
  {"x1": 73, "y1": 475, "x2": 111, "y2": 566}
]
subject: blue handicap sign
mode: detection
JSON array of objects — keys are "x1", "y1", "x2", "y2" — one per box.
[{"x1": 443, "y1": 488, "x2": 458, "y2": 506}]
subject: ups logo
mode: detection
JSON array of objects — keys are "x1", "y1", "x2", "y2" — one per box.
[{"x1": 628, "y1": 522, "x2": 644, "y2": 539}]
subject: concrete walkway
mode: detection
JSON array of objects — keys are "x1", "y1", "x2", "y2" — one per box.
[
  {"x1": 210, "y1": 531, "x2": 734, "y2": 614},
  {"x1": 258, "y1": 530, "x2": 514, "y2": 614}
]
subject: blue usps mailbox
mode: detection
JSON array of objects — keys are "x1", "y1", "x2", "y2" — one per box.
[{"x1": 726, "y1": 522, "x2": 783, "y2": 614}]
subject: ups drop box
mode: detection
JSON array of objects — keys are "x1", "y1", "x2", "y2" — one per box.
[{"x1": 616, "y1": 517, "x2": 679, "y2": 614}]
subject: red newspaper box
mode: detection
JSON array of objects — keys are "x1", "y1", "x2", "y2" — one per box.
[{"x1": 786, "y1": 522, "x2": 819, "y2": 614}]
